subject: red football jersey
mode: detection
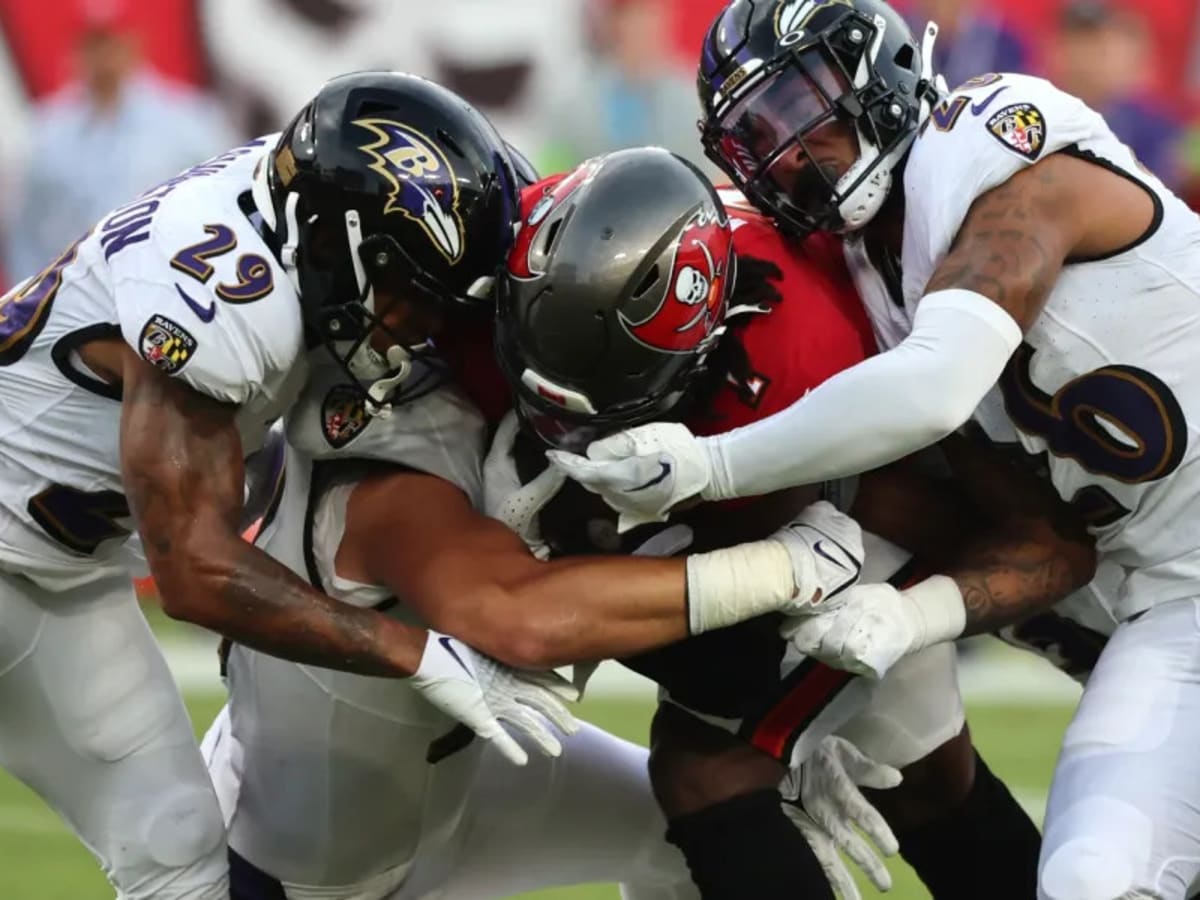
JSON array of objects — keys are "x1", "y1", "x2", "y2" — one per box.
[
  {"x1": 441, "y1": 177, "x2": 876, "y2": 437},
  {"x1": 688, "y1": 193, "x2": 876, "y2": 437}
]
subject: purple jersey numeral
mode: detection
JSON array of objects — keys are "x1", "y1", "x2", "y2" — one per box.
[
  {"x1": 0, "y1": 232, "x2": 88, "y2": 366},
  {"x1": 215, "y1": 254, "x2": 274, "y2": 303},
  {"x1": 169, "y1": 225, "x2": 274, "y2": 311},
  {"x1": 170, "y1": 224, "x2": 238, "y2": 284},
  {"x1": 27, "y1": 484, "x2": 131, "y2": 555}
]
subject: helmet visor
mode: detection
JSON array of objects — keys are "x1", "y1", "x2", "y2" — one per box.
[
  {"x1": 709, "y1": 50, "x2": 853, "y2": 231},
  {"x1": 516, "y1": 397, "x2": 610, "y2": 454}
]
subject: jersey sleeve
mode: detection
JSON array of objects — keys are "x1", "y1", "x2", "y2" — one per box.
[
  {"x1": 901, "y1": 73, "x2": 1106, "y2": 302},
  {"x1": 112, "y1": 209, "x2": 302, "y2": 406},
  {"x1": 284, "y1": 360, "x2": 487, "y2": 507}
]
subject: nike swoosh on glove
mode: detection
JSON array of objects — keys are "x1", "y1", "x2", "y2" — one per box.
[
  {"x1": 781, "y1": 735, "x2": 902, "y2": 899},
  {"x1": 769, "y1": 501, "x2": 865, "y2": 612},
  {"x1": 411, "y1": 631, "x2": 580, "y2": 766},
  {"x1": 546, "y1": 422, "x2": 714, "y2": 533}
]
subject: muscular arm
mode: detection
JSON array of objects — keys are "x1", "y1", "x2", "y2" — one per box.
[
  {"x1": 847, "y1": 434, "x2": 1096, "y2": 634},
  {"x1": 944, "y1": 519, "x2": 1094, "y2": 636},
  {"x1": 702, "y1": 154, "x2": 1154, "y2": 500},
  {"x1": 119, "y1": 345, "x2": 426, "y2": 677},
  {"x1": 341, "y1": 469, "x2": 692, "y2": 669},
  {"x1": 938, "y1": 431, "x2": 1097, "y2": 634}
]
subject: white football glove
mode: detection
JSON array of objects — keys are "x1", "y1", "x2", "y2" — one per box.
[
  {"x1": 547, "y1": 421, "x2": 714, "y2": 533},
  {"x1": 410, "y1": 630, "x2": 580, "y2": 767},
  {"x1": 781, "y1": 736, "x2": 902, "y2": 899},
  {"x1": 771, "y1": 501, "x2": 865, "y2": 613},
  {"x1": 782, "y1": 576, "x2": 966, "y2": 680},
  {"x1": 484, "y1": 411, "x2": 566, "y2": 559}
]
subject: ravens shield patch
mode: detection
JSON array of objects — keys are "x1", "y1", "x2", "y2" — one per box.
[
  {"x1": 139, "y1": 314, "x2": 196, "y2": 374},
  {"x1": 322, "y1": 384, "x2": 369, "y2": 449},
  {"x1": 986, "y1": 103, "x2": 1046, "y2": 161}
]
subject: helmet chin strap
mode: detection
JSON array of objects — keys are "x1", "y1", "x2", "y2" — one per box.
[
  {"x1": 834, "y1": 17, "x2": 941, "y2": 232},
  {"x1": 343, "y1": 209, "x2": 414, "y2": 418},
  {"x1": 920, "y1": 21, "x2": 945, "y2": 102},
  {"x1": 277, "y1": 193, "x2": 303, "y2": 294},
  {"x1": 364, "y1": 345, "x2": 414, "y2": 418}
]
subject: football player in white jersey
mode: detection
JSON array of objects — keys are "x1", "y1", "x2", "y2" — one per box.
[
  {"x1": 197, "y1": 152, "x2": 907, "y2": 900},
  {"x1": 547, "y1": 1, "x2": 1200, "y2": 896},
  {"x1": 0, "y1": 69, "x2": 674, "y2": 899}
]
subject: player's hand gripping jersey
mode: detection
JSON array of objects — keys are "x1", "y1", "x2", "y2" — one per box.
[
  {"x1": 0, "y1": 138, "x2": 306, "y2": 584},
  {"x1": 848, "y1": 73, "x2": 1200, "y2": 623}
]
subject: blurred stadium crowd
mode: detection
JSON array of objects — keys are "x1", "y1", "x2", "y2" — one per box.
[{"x1": 3, "y1": 0, "x2": 1200, "y2": 290}]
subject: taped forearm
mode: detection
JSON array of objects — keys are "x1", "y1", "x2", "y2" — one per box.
[
  {"x1": 701, "y1": 291, "x2": 1022, "y2": 499},
  {"x1": 685, "y1": 539, "x2": 797, "y2": 633}
]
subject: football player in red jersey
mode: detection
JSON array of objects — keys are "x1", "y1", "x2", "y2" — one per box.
[{"x1": 486, "y1": 148, "x2": 1092, "y2": 899}]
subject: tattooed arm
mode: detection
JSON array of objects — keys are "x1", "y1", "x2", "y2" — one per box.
[
  {"x1": 938, "y1": 430, "x2": 1096, "y2": 635},
  {"x1": 786, "y1": 433, "x2": 1095, "y2": 677},
  {"x1": 923, "y1": 151, "x2": 1152, "y2": 328},
  {"x1": 943, "y1": 521, "x2": 1094, "y2": 636},
  {"x1": 118, "y1": 345, "x2": 426, "y2": 677},
  {"x1": 936, "y1": 432, "x2": 1099, "y2": 633}
]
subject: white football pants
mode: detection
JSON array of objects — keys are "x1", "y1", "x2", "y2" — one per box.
[
  {"x1": 204, "y1": 699, "x2": 696, "y2": 900},
  {"x1": 1039, "y1": 597, "x2": 1200, "y2": 900},
  {"x1": 0, "y1": 567, "x2": 227, "y2": 898}
]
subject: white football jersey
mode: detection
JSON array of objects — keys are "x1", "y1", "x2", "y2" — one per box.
[
  {"x1": 845, "y1": 73, "x2": 1200, "y2": 623},
  {"x1": 0, "y1": 136, "x2": 307, "y2": 586},
  {"x1": 227, "y1": 357, "x2": 489, "y2": 884}
]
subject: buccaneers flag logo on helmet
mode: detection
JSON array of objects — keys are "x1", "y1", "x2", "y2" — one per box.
[{"x1": 620, "y1": 203, "x2": 731, "y2": 354}]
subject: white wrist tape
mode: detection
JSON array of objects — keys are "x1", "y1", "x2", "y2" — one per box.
[
  {"x1": 901, "y1": 575, "x2": 967, "y2": 649},
  {"x1": 684, "y1": 540, "x2": 796, "y2": 634}
]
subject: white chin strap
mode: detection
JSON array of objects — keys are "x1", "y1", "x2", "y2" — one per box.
[
  {"x1": 256, "y1": 157, "x2": 416, "y2": 416},
  {"x1": 364, "y1": 345, "x2": 415, "y2": 418},
  {"x1": 833, "y1": 18, "x2": 942, "y2": 233},
  {"x1": 342, "y1": 208, "x2": 414, "y2": 418}
]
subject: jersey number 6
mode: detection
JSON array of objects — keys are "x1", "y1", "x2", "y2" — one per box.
[{"x1": 999, "y1": 343, "x2": 1187, "y2": 522}]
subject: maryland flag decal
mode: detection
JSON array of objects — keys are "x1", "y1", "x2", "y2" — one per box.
[
  {"x1": 986, "y1": 102, "x2": 1046, "y2": 161},
  {"x1": 139, "y1": 314, "x2": 196, "y2": 374}
]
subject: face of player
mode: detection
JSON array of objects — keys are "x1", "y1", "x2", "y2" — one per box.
[
  {"x1": 369, "y1": 286, "x2": 444, "y2": 351},
  {"x1": 763, "y1": 118, "x2": 859, "y2": 220},
  {"x1": 713, "y1": 51, "x2": 859, "y2": 227}
]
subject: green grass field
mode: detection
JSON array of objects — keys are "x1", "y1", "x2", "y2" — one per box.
[{"x1": 0, "y1": 684, "x2": 1074, "y2": 900}]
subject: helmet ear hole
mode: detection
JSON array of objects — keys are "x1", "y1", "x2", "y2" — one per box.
[
  {"x1": 892, "y1": 44, "x2": 916, "y2": 72},
  {"x1": 539, "y1": 218, "x2": 565, "y2": 257},
  {"x1": 632, "y1": 265, "x2": 661, "y2": 299}
]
